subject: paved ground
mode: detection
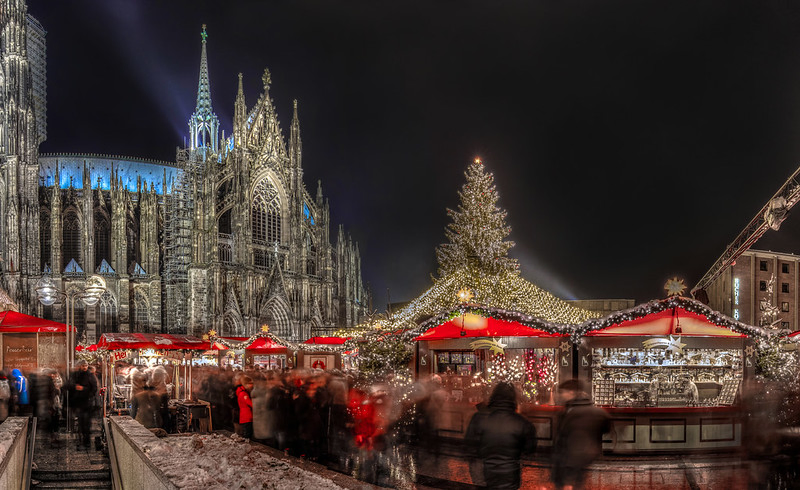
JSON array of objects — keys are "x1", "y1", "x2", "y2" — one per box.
[
  {"x1": 412, "y1": 451, "x2": 800, "y2": 489},
  {"x1": 27, "y1": 419, "x2": 800, "y2": 489}
]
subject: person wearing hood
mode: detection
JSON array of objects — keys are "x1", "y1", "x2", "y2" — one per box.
[
  {"x1": 11, "y1": 369, "x2": 29, "y2": 415},
  {"x1": 471, "y1": 382, "x2": 536, "y2": 490},
  {"x1": 551, "y1": 379, "x2": 611, "y2": 490}
]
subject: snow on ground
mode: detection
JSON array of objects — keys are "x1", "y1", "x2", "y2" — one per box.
[
  {"x1": 114, "y1": 417, "x2": 344, "y2": 490},
  {"x1": 0, "y1": 417, "x2": 26, "y2": 465}
]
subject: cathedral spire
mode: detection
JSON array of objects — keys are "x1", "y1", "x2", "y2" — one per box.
[
  {"x1": 289, "y1": 99, "x2": 302, "y2": 168},
  {"x1": 188, "y1": 24, "x2": 219, "y2": 156},
  {"x1": 233, "y1": 72, "x2": 246, "y2": 146}
]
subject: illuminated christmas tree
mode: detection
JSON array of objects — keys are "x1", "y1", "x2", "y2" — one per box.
[{"x1": 436, "y1": 158, "x2": 519, "y2": 277}]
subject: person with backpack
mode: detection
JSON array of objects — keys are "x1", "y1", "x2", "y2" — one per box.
[
  {"x1": 11, "y1": 369, "x2": 29, "y2": 415},
  {"x1": 0, "y1": 371, "x2": 12, "y2": 422}
]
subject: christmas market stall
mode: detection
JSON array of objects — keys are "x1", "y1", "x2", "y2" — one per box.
[
  {"x1": 576, "y1": 296, "x2": 771, "y2": 453},
  {"x1": 211, "y1": 329, "x2": 292, "y2": 370},
  {"x1": 298, "y1": 337, "x2": 349, "y2": 370},
  {"x1": 0, "y1": 310, "x2": 73, "y2": 376},
  {"x1": 412, "y1": 305, "x2": 575, "y2": 443},
  {"x1": 96, "y1": 332, "x2": 212, "y2": 427}
]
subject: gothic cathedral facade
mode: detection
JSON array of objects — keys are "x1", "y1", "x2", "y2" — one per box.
[{"x1": 1, "y1": 2, "x2": 370, "y2": 342}]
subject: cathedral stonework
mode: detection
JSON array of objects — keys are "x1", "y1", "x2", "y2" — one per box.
[{"x1": 1, "y1": 6, "x2": 370, "y2": 341}]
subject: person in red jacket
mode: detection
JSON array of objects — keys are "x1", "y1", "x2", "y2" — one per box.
[{"x1": 237, "y1": 376, "x2": 254, "y2": 439}]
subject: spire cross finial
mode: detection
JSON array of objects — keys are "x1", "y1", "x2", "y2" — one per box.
[
  {"x1": 201, "y1": 24, "x2": 208, "y2": 42},
  {"x1": 262, "y1": 68, "x2": 272, "y2": 90}
]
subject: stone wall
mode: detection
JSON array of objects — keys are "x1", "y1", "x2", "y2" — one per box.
[{"x1": 0, "y1": 417, "x2": 30, "y2": 490}]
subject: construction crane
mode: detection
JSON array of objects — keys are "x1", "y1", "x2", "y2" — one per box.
[{"x1": 692, "y1": 166, "x2": 800, "y2": 299}]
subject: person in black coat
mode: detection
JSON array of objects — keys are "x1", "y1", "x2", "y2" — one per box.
[
  {"x1": 68, "y1": 360, "x2": 98, "y2": 448},
  {"x1": 551, "y1": 379, "x2": 611, "y2": 490},
  {"x1": 469, "y1": 382, "x2": 536, "y2": 490}
]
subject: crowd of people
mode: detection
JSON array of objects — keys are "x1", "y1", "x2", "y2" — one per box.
[
  {"x1": 186, "y1": 366, "x2": 612, "y2": 489},
  {"x1": 0, "y1": 361, "x2": 103, "y2": 449}
]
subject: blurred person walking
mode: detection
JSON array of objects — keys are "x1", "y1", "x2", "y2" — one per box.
[
  {"x1": 237, "y1": 375, "x2": 254, "y2": 439},
  {"x1": 68, "y1": 360, "x2": 97, "y2": 448},
  {"x1": 551, "y1": 379, "x2": 611, "y2": 490},
  {"x1": 468, "y1": 382, "x2": 536, "y2": 490},
  {"x1": 11, "y1": 368, "x2": 29, "y2": 415},
  {"x1": 0, "y1": 371, "x2": 11, "y2": 422}
]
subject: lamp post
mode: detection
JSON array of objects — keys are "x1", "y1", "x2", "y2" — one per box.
[{"x1": 36, "y1": 274, "x2": 107, "y2": 432}]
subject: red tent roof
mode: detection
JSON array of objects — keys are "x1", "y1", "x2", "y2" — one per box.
[
  {"x1": 414, "y1": 315, "x2": 564, "y2": 341},
  {"x1": 215, "y1": 336, "x2": 287, "y2": 352},
  {"x1": 0, "y1": 310, "x2": 73, "y2": 333},
  {"x1": 585, "y1": 307, "x2": 745, "y2": 337},
  {"x1": 303, "y1": 337, "x2": 348, "y2": 345},
  {"x1": 97, "y1": 333, "x2": 211, "y2": 350}
]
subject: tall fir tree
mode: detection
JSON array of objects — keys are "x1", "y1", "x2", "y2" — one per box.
[{"x1": 436, "y1": 159, "x2": 519, "y2": 277}]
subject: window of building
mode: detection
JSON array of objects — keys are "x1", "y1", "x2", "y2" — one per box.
[
  {"x1": 760, "y1": 281, "x2": 767, "y2": 291},
  {"x1": 760, "y1": 260, "x2": 768, "y2": 271},
  {"x1": 133, "y1": 291, "x2": 150, "y2": 333},
  {"x1": 251, "y1": 179, "x2": 281, "y2": 245},
  {"x1": 94, "y1": 214, "x2": 111, "y2": 267},
  {"x1": 783, "y1": 283, "x2": 790, "y2": 293},
  {"x1": 782, "y1": 321, "x2": 791, "y2": 329},
  {"x1": 62, "y1": 211, "x2": 81, "y2": 266},
  {"x1": 782, "y1": 302, "x2": 790, "y2": 312},
  {"x1": 783, "y1": 263, "x2": 790, "y2": 274}
]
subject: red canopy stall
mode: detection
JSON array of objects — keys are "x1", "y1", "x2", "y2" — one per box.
[
  {"x1": 97, "y1": 332, "x2": 212, "y2": 415},
  {"x1": 297, "y1": 337, "x2": 349, "y2": 370},
  {"x1": 212, "y1": 336, "x2": 290, "y2": 369},
  {"x1": 577, "y1": 296, "x2": 769, "y2": 453},
  {"x1": 0, "y1": 310, "x2": 73, "y2": 375},
  {"x1": 413, "y1": 308, "x2": 572, "y2": 441}
]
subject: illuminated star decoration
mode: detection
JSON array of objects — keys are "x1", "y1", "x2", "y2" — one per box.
[
  {"x1": 457, "y1": 288, "x2": 474, "y2": 303},
  {"x1": 470, "y1": 337, "x2": 507, "y2": 355},
  {"x1": 642, "y1": 335, "x2": 686, "y2": 354},
  {"x1": 261, "y1": 324, "x2": 270, "y2": 333},
  {"x1": 208, "y1": 329, "x2": 217, "y2": 337},
  {"x1": 664, "y1": 277, "x2": 687, "y2": 297}
]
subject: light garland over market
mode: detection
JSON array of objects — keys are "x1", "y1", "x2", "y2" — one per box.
[
  {"x1": 206, "y1": 325, "x2": 349, "y2": 353},
  {"x1": 576, "y1": 295, "x2": 779, "y2": 342},
  {"x1": 374, "y1": 264, "x2": 599, "y2": 333}
]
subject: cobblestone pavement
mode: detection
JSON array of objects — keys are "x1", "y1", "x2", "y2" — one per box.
[{"x1": 411, "y1": 451, "x2": 772, "y2": 490}]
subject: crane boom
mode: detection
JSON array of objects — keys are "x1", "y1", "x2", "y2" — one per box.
[{"x1": 692, "y1": 166, "x2": 800, "y2": 296}]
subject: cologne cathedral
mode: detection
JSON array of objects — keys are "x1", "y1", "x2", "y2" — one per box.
[{"x1": 0, "y1": 1, "x2": 370, "y2": 342}]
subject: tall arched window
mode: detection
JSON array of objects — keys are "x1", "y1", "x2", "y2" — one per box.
[
  {"x1": 62, "y1": 211, "x2": 80, "y2": 266},
  {"x1": 94, "y1": 213, "x2": 111, "y2": 267},
  {"x1": 251, "y1": 179, "x2": 281, "y2": 245},
  {"x1": 133, "y1": 291, "x2": 150, "y2": 333},
  {"x1": 96, "y1": 291, "x2": 118, "y2": 337}
]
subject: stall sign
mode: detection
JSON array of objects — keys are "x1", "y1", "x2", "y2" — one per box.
[
  {"x1": 112, "y1": 350, "x2": 130, "y2": 362},
  {"x1": 4, "y1": 334, "x2": 38, "y2": 373}
]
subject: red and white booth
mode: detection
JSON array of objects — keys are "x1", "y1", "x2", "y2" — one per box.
[
  {"x1": 413, "y1": 307, "x2": 572, "y2": 442},
  {"x1": 577, "y1": 296, "x2": 767, "y2": 452}
]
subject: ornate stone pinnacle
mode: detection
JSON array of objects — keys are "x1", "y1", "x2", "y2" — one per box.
[{"x1": 262, "y1": 68, "x2": 271, "y2": 90}]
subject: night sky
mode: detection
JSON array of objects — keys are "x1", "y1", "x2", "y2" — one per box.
[{"x1": 28, "y1": 0, "x2": 800, "y2": 309}]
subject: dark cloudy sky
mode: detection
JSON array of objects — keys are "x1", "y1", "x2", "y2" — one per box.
[{"x1": 28, "y1": 0, "x2": 800, "y2": 308}]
